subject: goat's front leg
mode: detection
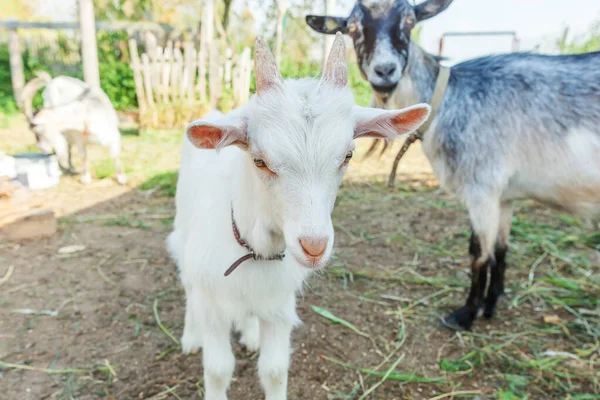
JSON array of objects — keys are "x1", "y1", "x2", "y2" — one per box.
[
  {"x1": 203, "y1": 311, "x2": 235, "y2": 400},
  {"x1": 444, "y1": 195, "x2": 500, "y2": 330},
  {"x1": 181, "y1": 286, "x2": 203, "y2": 354},
  {"x1": 259, "y1": 319, "x2": 293, "y2": 400}
]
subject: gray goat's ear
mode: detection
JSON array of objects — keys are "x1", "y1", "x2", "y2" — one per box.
[
  {"x1": 413, "y1": 0, "x2": 454, "y2": 22},
  {"x1": 306, "y1": 15, "x2": 348, "y2": 35}
]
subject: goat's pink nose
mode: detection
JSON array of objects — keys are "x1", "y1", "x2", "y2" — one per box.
[{"x1": 299, "y1": 237, "x2": 328, "y2": 263}]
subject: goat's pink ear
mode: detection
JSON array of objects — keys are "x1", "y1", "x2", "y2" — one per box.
[
  {"x1": 353, "y1": 104, "x2": 431, "y2": 139},
  {"x1": 186, "y1": 120, "x2": 247, "y2": 149}
]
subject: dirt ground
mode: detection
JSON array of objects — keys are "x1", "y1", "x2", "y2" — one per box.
[{"x1": 1, "y1": 117, "x2": 599, "y2": 400}]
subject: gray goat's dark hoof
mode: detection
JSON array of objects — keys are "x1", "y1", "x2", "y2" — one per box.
[{"x1": 441, "y1": 306, "x2": 475, "y2": 331}]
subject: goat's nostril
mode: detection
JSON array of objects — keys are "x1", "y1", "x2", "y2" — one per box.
[
  {"x1": 299, "y1": 237, "x2": 328, "y2": 261},
  {"x1": 374, "y1": 63, "x2": 396, "y2": 78}
]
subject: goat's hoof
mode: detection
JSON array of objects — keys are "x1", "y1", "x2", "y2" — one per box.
[
  {"x1": 483, "y1": 293, "x2": 504, "y2": 319},
  {"x1": 116, "y1": 174, "x2": 128, "y2": 185},
  {"x1": 442, "y1": 306, "x2": 475, "y2": 331},
  {"x1": 80, "y1": 173, "x2": 92, "y2": 184},
  {"x1": 239, "y1": 332, "x2": 260, "y2": 352},
  {"x1": 181, "y1": 333, "x2": 202, "y2": 354},
  {"x1": 483, "y1": 303, "x2": 496, "y2": 319}
]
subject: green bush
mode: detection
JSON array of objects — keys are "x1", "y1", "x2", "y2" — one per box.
[
  {"x1": 0, "y1": 44, "x2": 19, "y2": 114},
  {"x1": 97, "y1": 31, "x2": 137, "y2": 110},
  {"x1": 0, "y1": 31, "x2": 137, "y2": 114}
]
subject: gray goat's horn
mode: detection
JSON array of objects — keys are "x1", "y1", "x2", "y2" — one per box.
[{"x1": 20, "y1": 71, "x2": 52, "y2": 124}]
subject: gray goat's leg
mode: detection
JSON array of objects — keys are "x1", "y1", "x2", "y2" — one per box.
[
  {"x1": 484, "y1": 201, "x2": 513, "y2": 318},
  {"x1": 444, "y1": 194, "x2": 500, "y2": 330}
]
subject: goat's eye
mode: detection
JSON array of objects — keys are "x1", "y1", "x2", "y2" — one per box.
[
  {"x1": 342, "y1": 151, "x2": 353, "y2": 166},
  {"x1": 254, "y1": 158, "x2": 276, "y2": 176},
  {"x1": 405, "y1": 16, "x2": 414, "y2": 25}
]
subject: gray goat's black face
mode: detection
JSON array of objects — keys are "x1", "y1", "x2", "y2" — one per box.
[{"x1": 306, "y1": 0, "x2": 453, "y2": 94}]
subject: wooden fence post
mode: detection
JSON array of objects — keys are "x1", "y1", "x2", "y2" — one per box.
[
  {"x1": 184, "y1": 42, "x2": 195, "y2": 106},
  {"x1": 275, "y1": 0, "x2": 288, "y2": 66},
  {"x1": 322, "y1": 0, "x2": 336, "y2": 68},
  {"x1": 224, "y1": 47, "x2": 233, "y2": 90},
  {"x1": 198, "y1": 0, "x2": 213, "y2": 103},
  {"x1": 79, "y1": 0, "x2": 100, "y2": 88},
  {"x1": 128, "y1": 38, "x2": 147, "y2": 115},
  {"x1": 8, "y1": 29, "x2": 25, "y2": 105}
]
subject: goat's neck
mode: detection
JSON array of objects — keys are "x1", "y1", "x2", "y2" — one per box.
[
  {"x1": 375, "y1": 43, "x2": 440, "y2": 109},
  {"x1": 231, "y1": 157, "x2": 285, "y2": 256}
]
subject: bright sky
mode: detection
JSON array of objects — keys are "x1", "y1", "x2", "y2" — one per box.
[{"x1": 36, "y1": 0, "x2": 600, "y2": 63}]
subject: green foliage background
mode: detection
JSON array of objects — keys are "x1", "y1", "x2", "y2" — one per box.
[
  {"x1": 2, "y1": 14, "x2": 597, "y2": 117},
  {"x1": 0, "y1": 31, "x2": 137, "y2": 114}
]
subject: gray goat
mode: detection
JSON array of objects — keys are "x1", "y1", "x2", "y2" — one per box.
[
  {"x1": 22, "y1": 72, "x2": 126, "y2": 184},
  {"x1": 307, "y1": 0, "x2": 600, "y2": 330}
]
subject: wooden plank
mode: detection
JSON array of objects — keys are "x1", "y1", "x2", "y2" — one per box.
[
  {"x1": 0, "y1": 209, "x2": 56, "y2": 241},
  {"x1": 173, "y1": 47, "x2": 183, "y2": 103},
  {"x1": 224, "y1": 47, "x2": 232, "y2": 90},
  {"x1": 141, "y1": 53, "x2": 155, "y2": 107},
  {"x1": 162, "y1": 41, "x2": 173, "y2": 104},
  {"x1": 209, "y1": 39, "x2": 220, "y2": 108},
  {"x1": 8, "y1": 29, "x2": 25, "y2": 106},
  {"x1": 322, "y1": 0, "x2": 336, "y2": 68},
  {"x1": 0, "y1": 20, "x2": 171, "y2": 33},
  {"x1": 150, "y1": 46, "x2": 162, "y2": 103},
  {"x1": 275, "y1": 0, "x2": 288, "y2": 66},
  {"x1": 128, "y1": 38, "x2": 146, "y2": 114},
  {"x1": 144, "y1": 31, "x2": 158, "y2": 56},
  {"x1": 242, "y1": 47, "x2": 251, "y2": 103},
  {"x1": 198, "y1": 0, "x2": 213, "y2": 104},
  {"x1": 197, "y1": 44, "x2": 207, "y2": 103},
  {"x1": 184, "y1": 42, "x2": 195, "y2": 105}
]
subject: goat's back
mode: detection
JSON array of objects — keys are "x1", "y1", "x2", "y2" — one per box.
[{"x1": 424, "y1": 51, "x2": 600, "y2": 213}]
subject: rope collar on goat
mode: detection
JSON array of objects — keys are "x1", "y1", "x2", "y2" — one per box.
[
  {"x1": 387, "y1": 65, "x2": 451, "y2": 187},
  {"x1": 224, "y1": 205, "x2": 286, "y2": 277}
]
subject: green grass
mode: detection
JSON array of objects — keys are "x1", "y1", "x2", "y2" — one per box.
[{"x1": 139, "y1": 171, "x2": 178, "y2": 197}]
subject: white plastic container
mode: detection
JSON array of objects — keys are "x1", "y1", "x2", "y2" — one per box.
[
  {"x1": 0, "y1": 153, "x2": 16, "y2": 179},
  {"x1": 13, "y1": 153, "x2": 61, "y2": 190}
]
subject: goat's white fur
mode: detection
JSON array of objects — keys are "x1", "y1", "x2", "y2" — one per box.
[
  {"x1": 24, "y1": 74, "x2": 126, "y2": 184},
  {"x1": 167, "y1": 35, "x2": 430, "y2": 400}
]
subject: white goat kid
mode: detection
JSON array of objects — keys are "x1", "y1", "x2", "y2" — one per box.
[{"x1": 168, "y1": 34, "x2": 430, "y2": 400}]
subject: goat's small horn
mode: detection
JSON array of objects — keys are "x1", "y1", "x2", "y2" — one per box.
[
  {"x1": 322, "y1": 32, "x2": 347, "y2": 88},
  {"x1": 254, "y1": 36, "x2": 282, "y2": 94}
]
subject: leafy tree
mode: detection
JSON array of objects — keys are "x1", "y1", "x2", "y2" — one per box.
[{"x1": 0, "y1": 0, "x2": 35, "y2": 20}]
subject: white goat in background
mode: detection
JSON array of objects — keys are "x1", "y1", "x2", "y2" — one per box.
[
  {"x1": 21, "y1": 72, "x2": 127, "y2": 184},
  {"x1": 167, "y1": 34, "x2": 430, "y2": 400}
]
